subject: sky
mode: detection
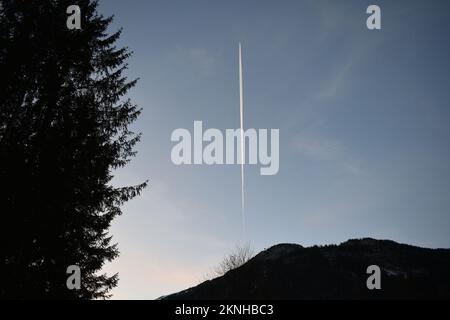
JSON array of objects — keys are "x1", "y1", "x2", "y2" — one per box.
[{"x1": 97, "y1": 0, "x2": 450, "y2": 299}]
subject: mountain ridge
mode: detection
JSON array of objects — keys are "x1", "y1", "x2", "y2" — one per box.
[{"x1": 162, "y1": 238, "x2": 450, "y2": 299}]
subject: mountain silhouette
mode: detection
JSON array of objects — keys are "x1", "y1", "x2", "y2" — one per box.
[{"x1": 162, "y1": 238, "x2": 450, "y2": 299}]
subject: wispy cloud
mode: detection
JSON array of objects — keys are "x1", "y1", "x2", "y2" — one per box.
[
  {"x1": 291, "y1": 135, "x2": 344, "y2": 159},
  {"x1": 167, "y1": 46, "x2": 215, "y2": 76},
  {"x1": 290, "y1": 134, "x2": 365, "y2": 176},
  {"x1": 317, "y1": 60, "x2": 354, "y2": 100}
]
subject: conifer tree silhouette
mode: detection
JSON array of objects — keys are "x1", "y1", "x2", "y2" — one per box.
[{"x1": 0, "y1": 0, "x2": 147, "y2": 299}]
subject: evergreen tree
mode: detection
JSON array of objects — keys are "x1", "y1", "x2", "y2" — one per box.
[{"x1": 0, "y1": 0, "x2": 147, "y2": 299}]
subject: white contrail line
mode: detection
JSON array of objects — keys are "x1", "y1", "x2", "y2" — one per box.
[{"x1": 239, "y1": 42, "x2": 246, "y2": 237}]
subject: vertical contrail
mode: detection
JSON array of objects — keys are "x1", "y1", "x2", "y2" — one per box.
[{"x1": 239, "y1": 43, "x2": 246, "y2": 237}]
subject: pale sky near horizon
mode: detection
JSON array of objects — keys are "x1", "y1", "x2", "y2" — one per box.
[{"x1": 97, "y1": 0, "x2": 450, "y2": 299}]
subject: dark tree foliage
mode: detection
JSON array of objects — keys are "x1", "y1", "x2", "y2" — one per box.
[{"x1": 0, "y1": 0, "x2": 147, "y2": 299}]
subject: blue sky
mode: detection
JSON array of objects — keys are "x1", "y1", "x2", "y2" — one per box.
[{"x1": 98, "y1": 0, "x2": 450, "y2": 299}]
